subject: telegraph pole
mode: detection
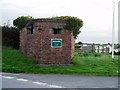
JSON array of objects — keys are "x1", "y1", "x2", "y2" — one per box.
[{"x1": 112, "y1": 0, "x2": 115, "y2": 59}]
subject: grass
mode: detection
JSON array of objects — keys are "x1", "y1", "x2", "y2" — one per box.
[
  {"x1": 2, "y1": 46, "x2": 119, "y2": 76},
  {"x1": 71, "y1": 52, "x2": 119, "y2": 76}
]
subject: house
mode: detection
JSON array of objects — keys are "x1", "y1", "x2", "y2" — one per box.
[
  {"x1": 76, "y1": 42, "x2": 120, "y2": 54},
  {"x1": 20, "y1": 18, "x2": 74, "y2": 64},
  {"x1": 95, "y1": 44, "x2": 110, "y2": 53},
  {"x1": 80, "y1": 44, "x2": 93, "y2": 53}
]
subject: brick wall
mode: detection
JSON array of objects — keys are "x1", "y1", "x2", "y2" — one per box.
[{"x1": 20, "y1": 18, "x2": 74, "y2": 64}]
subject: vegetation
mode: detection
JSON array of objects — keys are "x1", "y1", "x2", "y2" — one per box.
[
  {"x1": 2, "y1": 46, "x2": 119, "y2": 76},
  {"x1": 13, "y1": 16, "x2": 83, "y2": 38},
  {"x1": 72, "y1": 52, "x2": 118, "y2": 71},
  {"x1": 53, "y1": 16, "x2": 83, "y2": 39},
  {"x1": 13, "y1": 16, "x2": 33, "y2": 30},
  {"x1": 2, "y1": 26, "x2": 19, "y2": 49},
  {"x1": 3, "y1": 16, "x2": 32, "y2": 49},
  {"x1": 0, "y1": 46, "x2": 2, "y2": 71}
]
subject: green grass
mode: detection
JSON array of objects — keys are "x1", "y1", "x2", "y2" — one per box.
[
  {"x1": 71, "y1": 52, "x2": 119, "y2": 76},
  {"x1": 2, "y1": 46, "x2": 119, "y2": 76}
]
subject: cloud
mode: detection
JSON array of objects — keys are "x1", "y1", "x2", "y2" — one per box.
[{"x1": 1, "y1": 0, "x2": 119, "y2": 43}]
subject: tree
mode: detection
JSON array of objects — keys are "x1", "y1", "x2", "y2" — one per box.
[
  {"x1": 78, "y1": 41, "x2": 82, "y2": 44},
  {"x1": 13, "y1": 16, "x2": 33, "y2": 30},
  {"x1": 53, "y1": 16, "x2": 83, "y2": 39},
  {"x1": 2, "y1": 26, "x2": 19, "y2": 49}
]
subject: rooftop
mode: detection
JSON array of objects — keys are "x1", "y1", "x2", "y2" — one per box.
[{"x1": 26, "y1": 18, "x2": 67, "y2": 27}]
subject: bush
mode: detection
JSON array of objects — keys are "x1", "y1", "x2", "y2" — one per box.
[
  {"x1": 2, "y1": 26, "x2": 19, "y2": 49},
  {"x1": 110, "y1": 51, "x2": 120, "y2": 55}
]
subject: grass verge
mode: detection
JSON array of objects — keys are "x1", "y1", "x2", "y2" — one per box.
[{"x1": 2, "y1": 46, "x2": 119, "y2": 76}]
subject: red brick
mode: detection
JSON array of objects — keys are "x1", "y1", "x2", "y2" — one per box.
[{"x1": 20, "y1": 18, "x2": 74, "y2": 64}]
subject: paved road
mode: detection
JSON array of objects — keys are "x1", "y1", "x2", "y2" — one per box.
[{"x1": 1, "y1": 73, "x2": 119, "y2": 88}]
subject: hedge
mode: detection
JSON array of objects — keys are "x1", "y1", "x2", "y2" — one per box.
[{"x1": 2, "y1": 26, "x2": 19, "y2": 49}]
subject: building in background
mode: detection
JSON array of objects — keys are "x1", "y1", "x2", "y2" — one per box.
[{"x1": 76, "y1": 43, "x2": 120, "y2": 54}]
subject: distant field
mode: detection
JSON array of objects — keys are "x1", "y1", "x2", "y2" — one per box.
[{"x1": 2, "y1": 46, "x2": 119, "y2": 76}]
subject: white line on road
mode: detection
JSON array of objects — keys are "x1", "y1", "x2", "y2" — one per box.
[
  {"x1": 33, "y1": 82, "x2": 47, "y2": 85},
  {"x1": 2, "y1": 75, "x2": 63, "y2": 88},
  {"x1": 47, "y1": 84, "x2": 63, "y2": 88},
  {"x1": 2, "y1": 76, "x2": 15, "y2": 79},
  {"x1": 33, "y1": 81, "x2": 63, "y2": 88},
  {"x1": 17, "y1": 78, "x2": 29, "y2": 82}
]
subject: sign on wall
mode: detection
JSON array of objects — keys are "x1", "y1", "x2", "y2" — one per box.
[{"x1": 51, "y1": 39, "x2": 62, "y2": 48}]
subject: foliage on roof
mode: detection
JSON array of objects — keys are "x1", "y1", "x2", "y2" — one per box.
[{"x1": 53, "y1": 16, "x2": 83, "y2": 39}]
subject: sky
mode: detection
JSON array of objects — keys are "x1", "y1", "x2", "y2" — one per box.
[{"x1": 0, "y1": 0, "x2": 119, "y2": 44}]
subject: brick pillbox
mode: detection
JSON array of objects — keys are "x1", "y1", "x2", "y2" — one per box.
[{"x1": 20, "y1": 18, "x2": 75, "y2": 65}]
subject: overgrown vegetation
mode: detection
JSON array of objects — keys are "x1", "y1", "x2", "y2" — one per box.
[
  {"x1": 13, "y1": 16, "x2": 83, "y2": 39},
  {"x1": 13, "y1": 16, "x2": 33, "y2": 30},
  {"x1": 2, "y1": 46, "x2": 119, "y2": 76},
  {"x1": 2, "y1": 26, "x2": 19, "y2": 49},
  {"x1": 53, "y1": 16, "x2": 83, "y2": 39}
]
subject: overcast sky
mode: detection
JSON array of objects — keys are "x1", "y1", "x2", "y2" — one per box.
[{"x1": 0, "y1": 0, "x2": 119, "y2": 44}]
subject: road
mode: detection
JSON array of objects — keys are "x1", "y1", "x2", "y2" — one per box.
[{"x1": 1, "y1": 73, "x2": 119, "y2": 88}]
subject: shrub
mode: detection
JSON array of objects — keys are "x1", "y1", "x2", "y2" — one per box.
[{"x1": 2, "y1": 26, "x2": 19, "y2": 49}]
